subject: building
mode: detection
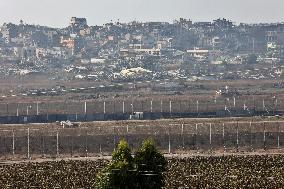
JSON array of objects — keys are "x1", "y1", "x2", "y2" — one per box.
[
  {"x1": 70, "y1": 17, "x2": 87, "y2": 28},
  {"x1": 120, "y1": 48, "x2": 161, "y2": 57},
  {"x1": 186, "y1": 48, "x2": 210, "y2": 60},
  {"x1": 60, "y1": 37, "x2": 75, "y2": 49}
]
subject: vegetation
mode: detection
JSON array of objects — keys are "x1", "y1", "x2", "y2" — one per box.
[
  {"x1": 134, "y1": 139, "x2": 167, "y2": 189},
  {"x1": 95, "y1": 139, "x2": 167, "y2": 189},
  {"x1": 2, "y1": 155, "x2": 284, "y2": 188},
  {"x1": 95, "y1": 139, "x2": 136, "y2": 189},
  {"x1": 165, "y1": 155, "x2": 284, "y2": 188},
  {"x1": 0, "y1": 160, "x2": 108, "y2": 188}
]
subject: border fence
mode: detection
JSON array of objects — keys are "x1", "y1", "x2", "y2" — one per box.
[
  {"x1": 0, "y1": 121, "x2": 284, "y2": 159},
  {"x1": 0, "y1": 96, "x2": 282, "y2": 124}
]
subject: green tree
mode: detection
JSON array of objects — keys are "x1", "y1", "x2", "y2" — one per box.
[
  {"x1": 95, "y1": 139, "x2": 167, "y2": 189},
  {"x1": 95, "y1": 139, "x2": 137, "y2": 189},
  {"x1": 134, "y1": 139, "x2": 167, "y2": 189}
]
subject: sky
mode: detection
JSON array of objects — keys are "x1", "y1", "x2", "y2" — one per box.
[{"x1": 1, "y1": 0, "x2": 284, "y2": 28}]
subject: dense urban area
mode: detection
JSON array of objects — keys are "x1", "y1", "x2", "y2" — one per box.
[
  {"x1": 0, "y1": 17, "x2": 284, "y2": 107},
  {"x1": 1, "y1": 17, "x2": 284, "y2": 84}
]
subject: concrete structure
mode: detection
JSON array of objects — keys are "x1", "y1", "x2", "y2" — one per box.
[{"x1": 70, "y1": 17, "x2": 87, "y2": 28}]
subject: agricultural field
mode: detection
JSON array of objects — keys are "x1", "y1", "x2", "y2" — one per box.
[
  {"x1": 165, "y1": 155, "x2": 284, "y2": 188},
  {"x1": 1, "y1": 155, "x2": 284, "y2": 188}
]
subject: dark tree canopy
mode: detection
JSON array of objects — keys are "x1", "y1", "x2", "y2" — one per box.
[{"x1": 95, "y1": 139, "x2": 166, "y2": 189}]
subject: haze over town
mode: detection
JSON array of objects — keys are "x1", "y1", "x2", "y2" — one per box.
[{"x1": 1, "y1": 0, "x2": 284, "y2": 27}]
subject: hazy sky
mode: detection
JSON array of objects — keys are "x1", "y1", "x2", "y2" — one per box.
[{"x1": 1, "y1": 0, "x2": 283, "y2": 27}]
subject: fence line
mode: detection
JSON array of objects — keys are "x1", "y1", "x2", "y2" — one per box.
[
  {"x1": 0, "y1": 121, "x2": 284, "y2": 159},
  {"x1": 0, "y1": 96, "x2": 281, "y2": 117}
]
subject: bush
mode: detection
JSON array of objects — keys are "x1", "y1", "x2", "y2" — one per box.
[
  {"x1": 134, "y1": 139, "x2": 167, "y2": 189},
  {"x1": 95, "y1": 139, "x2": 166, "y2": 189},
  {"x1": 95, "y1": 139, "x2": 137, "y2": 189}
]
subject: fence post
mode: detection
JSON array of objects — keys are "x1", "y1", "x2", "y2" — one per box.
[
  {"x1": 196, "y1": 100, "x2": 199, "y2": 113},
  {"x1": 131, "y1": 102, "x2": 134, "y2": 114},
  {"x1": 168, "y1": 126, "x2": 171, "y2": 154},
  {"x1": 113, "y1": 126, "x2": 116, "y2": 151},
  {"x1": 262, "y1": 99, "x2": 265, "y2": 111},
  {"x1": 160, "y1": 100, "x2": 163, "y2": 113},
  {"x1": 113, "y1": 101, "x2": 116, "y2": 114},
  {"x1": 181, "y1": 123, "x2": 184, "y2": 150},
  {"x1": 37, "y1": 102, "x2": 39, "y2": 115},
  {"x1": 263, "y1": 122, "x2": 266, "y2": 151},
  {"x1": 103, "y1": 101, "x2": 106, "y2": 114},
  {"x1": 250, "y1": 121, "x2": 253, "y2": 152},
  {"x1": 209, "y1": 123, "x2": 212, "y2": 152},
  {"x1": 71, "y1": 135, "x2": 74, "y2": 157},
  {"x1": 56, "y1": 131, "x2": 59, "y2": 157},
  {"x1": 85, "y1": 129, "x2": 88, "y2": 157},
  {"x1": 278, "y1": 121, "x2": 280, "y2": 150},
  {"x1": 3, "y1": 131, "x2": 6, "y2": 159},
  {"x1": 16, "y1": 104, "x2": 19, "y2": 117},
  {"x1": 150, "y1": 100, "x2": 153, "y2": 113},
  {"x1": 99, "y1": 127, "x2": 102, "y2": 154},
  {"x1": 42, "y1": 133, "x2": 45, "y2": 157},
  {"x1": 222, "y1": 123, "x2": 226, "y2": 152},
  {"x1": 195, "y1": 124, "x2": 198, "y2": 152},
  {"x1": 236, "y1": 122, "x2": 239, "y2": 152},
  {"x1": 169, "y1": 101, "x2": 172, "y2": 115},
  {"x1": 47, "y1": 102, "x2": 49, "y2": 122},
  {"x1": 27, "y1": 128, "x2": 30, "y2": 159},
  {"x1": 141, "y1": 100, "x2": 144, "y2": 112},
  {"x1": 12, "y1": 130, "x2": 15, "y2": 156}
]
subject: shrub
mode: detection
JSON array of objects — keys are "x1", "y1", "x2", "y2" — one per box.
[
  {"x1": 95, "y1": 139, "x2": 166, "y2": 189},
  {"x1": 134, "y1": 139, "x2": 167, "y2": 189},
  {"x1": 95, "y1": 139, "x2": 137, "y2": 189}
]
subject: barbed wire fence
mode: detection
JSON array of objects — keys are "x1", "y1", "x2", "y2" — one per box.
[
  {"x1": 0, "y1": 96, "x2": 281, "y2": 117},
  {"x1": 1, "y1": 121, "x2": 284, "y2": 160}
]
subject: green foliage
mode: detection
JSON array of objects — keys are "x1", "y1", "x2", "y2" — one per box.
[
  {"x1": 134, "y1": 139, "x2": 167, "y2": 189},
  {"x1": 94, "y1": 168, "x2": 111, "y2": 189},
  {"x1": 111, "y1": 139, "x2": 133, "y2": 164},
  {"x1": 95, "y1": 139, "x2": 137, "y2": 189},
  {"x1": 95, "y1": 139, "x2": 166, "y2": 189}
]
